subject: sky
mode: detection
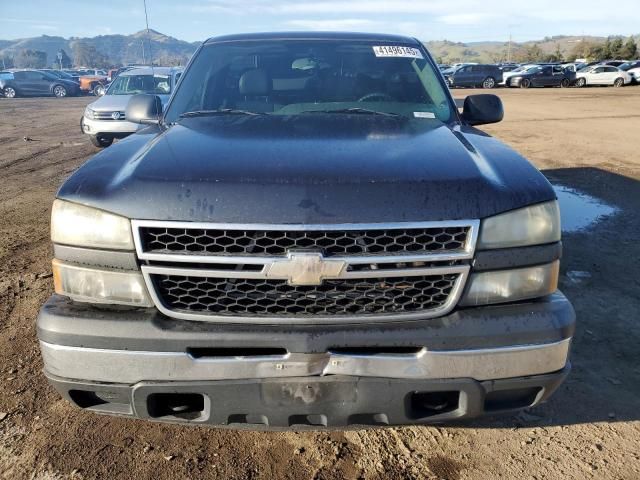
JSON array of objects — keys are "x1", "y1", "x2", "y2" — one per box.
[{"x1": 2, "y1": 0, "x2": 639, "y2": 43}]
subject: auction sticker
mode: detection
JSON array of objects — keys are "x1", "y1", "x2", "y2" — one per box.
[{"x1": 372, "y1": 46, "x2": 424, "y2": 59}]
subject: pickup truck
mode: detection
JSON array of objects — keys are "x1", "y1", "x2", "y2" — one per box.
[{"x1": 38, "y1": 32, "x2": 574, "y2": 428}]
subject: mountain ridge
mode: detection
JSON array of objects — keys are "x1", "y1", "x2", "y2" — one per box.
[{"x1": 1, "y1": 30, "x2": 638, "y2": 67}]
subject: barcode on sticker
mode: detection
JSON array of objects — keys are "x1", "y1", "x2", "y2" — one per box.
[{"x1": 373, "y1": 46, "x2": 424, "y2": 59}]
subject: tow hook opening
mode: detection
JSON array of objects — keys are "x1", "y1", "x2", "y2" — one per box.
[
  {"x1": 147, "y1": 393, "x2": 205, "y2": 420},
  {"x1": 409, "y1": 390, "x2": 460, "y2": 418},
  {"x1": 484, "y1": 387, "x2": 542, "y2": 412}
]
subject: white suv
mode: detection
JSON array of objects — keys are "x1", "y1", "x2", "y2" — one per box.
[{"x1": 81, "y1": 66, "x2": 183, "y2": 147}]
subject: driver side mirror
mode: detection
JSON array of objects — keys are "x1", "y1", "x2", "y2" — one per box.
[
  {"x1": 461, "y1": 94, "x2": 503, "y2": 126},
  {"x1": 125, "y1": 94, "x2": 162, "y2": 125}
]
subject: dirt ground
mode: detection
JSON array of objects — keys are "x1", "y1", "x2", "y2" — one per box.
[{"x1": 0, "y1": 87, "x2": 639, "y2": 479}]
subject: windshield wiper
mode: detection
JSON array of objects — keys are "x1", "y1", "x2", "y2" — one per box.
[
  {"x1": 179, "y1": 109, "x2": 266, "y2": 118},
  {"x1": 300, "y1": 108, "x2": 400, "y2": 117}
]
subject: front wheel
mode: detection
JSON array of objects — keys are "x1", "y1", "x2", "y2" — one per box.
[
  {"x1": 560, "y1": 78, "x2": 570, "y2": 88},
  {"x1": 89, "y1": 134, "x2": 113, "y2": 148},
  {"x1": 613, "y1": 78, "x2": 624, "y2": 87},
  {"x1": 53, "y1": 85, "x2": 67, "y2": 98},
  {"x1": 3, "y1": 86, "x2": 17, "y2": 98},
  {"x1": 520, "y1": 79, "x2": 531, "y2": 89},
  {"x1": 93, "y1": 84, "x2": 106, "y2": 96},
  {"x1": 482, "y1": 77, "x2": 496, "y2": 89},
  {"x1": 576, "y1": 78, "x2": 587, "y2": 88}
]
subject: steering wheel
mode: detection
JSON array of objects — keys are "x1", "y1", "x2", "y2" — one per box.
[{"x1": 357, "y1": 92, "x2": 394, "y2": 102}]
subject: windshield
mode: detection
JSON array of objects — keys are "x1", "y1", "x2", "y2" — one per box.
[
  {"x1": 107, "y1": 73, "x2": 172, "y2": 95},
  {"x1": 165, "y1": 39, "x2": 454, "y2": 123}
]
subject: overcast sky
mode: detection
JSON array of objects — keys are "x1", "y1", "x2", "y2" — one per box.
[{"x1": 2, "y1": 0, "x2": 639, "y2": 42}]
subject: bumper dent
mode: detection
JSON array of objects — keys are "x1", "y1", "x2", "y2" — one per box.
[{"x1": 40, "y1": 338, "x2": 571, "y2": 384}]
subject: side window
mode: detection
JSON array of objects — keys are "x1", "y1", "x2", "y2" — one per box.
[
  {"x1": 604, "y1": 67, "x2": 617, "y2": 73},
  {"x1": 553, "y1": 66, "x2": 563, "y2": 74},
  {"x1": 593, "y1": 67, "x2": 604, "y2": 73},
  {"x1": 542, "y1": 67, "x2": 552, "y2": 75},
  {"x1": 14, "y1": 71, "x2": 27, "y2": 81}
]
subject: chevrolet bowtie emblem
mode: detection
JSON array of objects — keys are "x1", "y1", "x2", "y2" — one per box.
[{"x1": 266, "y1": 252, "x2": 346, "y2": 286}]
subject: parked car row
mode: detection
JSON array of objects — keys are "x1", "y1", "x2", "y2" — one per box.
[
  {"x1": 0, "y1": 66, "x2": 145, "y2": 98},
  {"x1": 442, "y1": 60, "x2": 640, "y2": 89}
]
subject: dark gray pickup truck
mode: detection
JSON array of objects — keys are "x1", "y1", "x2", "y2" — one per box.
[{"x1": 38, "y1": 32, "x2": 574, "y2": 428}]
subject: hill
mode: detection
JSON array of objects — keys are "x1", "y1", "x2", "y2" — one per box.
[
  {"x1": 425, "y1": 35, "x2": 640, "y2": 63},
  {"x1": 1, "y1": 30, "x2": 638, "y2": 68},
  {"x1": 0, "y1": 30, "x2": 197, "y2": 68}
]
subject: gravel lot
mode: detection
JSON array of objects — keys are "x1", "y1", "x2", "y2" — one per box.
[{"x1": 0, "y1": 88, "x2": 639, "y2": 479}]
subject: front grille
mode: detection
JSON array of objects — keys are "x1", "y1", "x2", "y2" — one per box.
[
  {"x1": 140, "y1": 226, "x2": 470, "y2": 256},
  {"x1": 152, "y1": 274, "x2": 459, "y2": 317},
  {"x1": 93, "y1": 111, "x2": 126, "y2": 120}
]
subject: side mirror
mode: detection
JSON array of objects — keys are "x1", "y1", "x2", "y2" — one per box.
[
  {"x1": 125, "y1": 94, "x2": 162, "y2": 125},
  {"x1": 461, "y1": 94, "x2": 503, "y2": 126}
]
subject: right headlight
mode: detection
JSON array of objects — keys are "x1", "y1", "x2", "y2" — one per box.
[
  {"x1": 51, "y1": 199, "x2": 134, "y2": 250},
  {"x1": 84, "y1": 107, "x2": 96, "y2": 120},
  {"x1": 478, "y1": 201, "x2": 560, "y2": 249}
]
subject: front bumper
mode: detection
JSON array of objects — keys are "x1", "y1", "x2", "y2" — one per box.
[
  {"x1": 81, "y1": 116, "x2": 140, "y2": 136},
  {"x1": 38, "y1": 292, "x2": 574, "y2": 427}
]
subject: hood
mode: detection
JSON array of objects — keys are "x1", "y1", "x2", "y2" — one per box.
[
  {"x1": 58, "y1": 115, "x2": 555, "y2": 223},
  {"x1": 88, "y1": 94, "x2": 134, "y2": 111},
  {"x1": 89, "y1": 93, "x2": 170, "y2": 111}
]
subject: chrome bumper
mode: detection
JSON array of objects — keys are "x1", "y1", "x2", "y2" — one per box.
[{"x1": 40, "y1": 338, "x2": 571, "y2": 384}]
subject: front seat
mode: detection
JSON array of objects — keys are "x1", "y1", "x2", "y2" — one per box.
[{"x1": 236, "y1": 69, "x2": 276, "y2": 113}]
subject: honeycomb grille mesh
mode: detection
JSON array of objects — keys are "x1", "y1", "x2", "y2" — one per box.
[
  {"x1": 153, "y1": 274, "x2": 459, "y2": 317},
  {"x1": 140, "y1": 227, "x2": 469, "y2": 256}
]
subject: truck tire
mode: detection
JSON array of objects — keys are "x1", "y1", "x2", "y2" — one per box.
[{"x1": 90, "y1": 134, "x2": 113, "y2": 148}]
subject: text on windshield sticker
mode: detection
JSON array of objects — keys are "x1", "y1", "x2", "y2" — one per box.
[{"x1": 372, "y1": 46, "x2": 424, "y2": 59}]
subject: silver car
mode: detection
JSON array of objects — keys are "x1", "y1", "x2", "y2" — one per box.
[{"x1": 81, "y1": 67, "x2": 183, "y2": 148}]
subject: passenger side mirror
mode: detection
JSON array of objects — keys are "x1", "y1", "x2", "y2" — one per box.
[
  {"x1": 125, "y1": 94, "x2": 162, "y2": 125},
  {"x1": 461, "y1": 94, "x2": 503, "y2": 126}
]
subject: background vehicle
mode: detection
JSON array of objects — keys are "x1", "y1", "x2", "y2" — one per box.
[
  {"x1": 0, "y1": 69, "x2": 80, "y2": 98},
  {"x1": 501, "y1": 64, "x2": 536, "y2": 85},
  {"x1": 82, "y1": 66, "x2": 183, "y2": 147},
  {"x1": 619, "y1": 61, "x2": 640, "y2": 83},
  {"x1": 39, "y1": 69, "x2": 81, "y2": 86},
  {"x1": 41, "y1": 32, "x2": 574, "y2": 428},
  {"x1": 575, "y1": 65, "x2": 632, "y2": 87},
  {"x1": 506, "y1": 65, "x2": 575, "y2": 88},
  {"x1": 78, "y1": 74, "x2": 109, "y2": 96},
  {"x1": 445, "y1": 64, "x2": 502, "y2": 88}
]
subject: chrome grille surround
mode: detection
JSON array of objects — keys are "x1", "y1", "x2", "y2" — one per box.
[
  {"x1": 93, "y1": 110, "x2": 126, "y2": 121},
  {"x1": 133, "y1": 220, "x2": 479, "y2": 324}
]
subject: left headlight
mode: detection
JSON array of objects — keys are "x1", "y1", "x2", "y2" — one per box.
[
  {"x1": 460, "y1": 261, "x2": 559, "y2": 306},
  {"x1": 478, "y1": 201, "x2": 560, "y2": 249},
  {"x1": 51, "y1": 199, "x2": 134, "y2": 250}
]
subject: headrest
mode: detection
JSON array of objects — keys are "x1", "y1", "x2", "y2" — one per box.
[{"x1": 239, "y1": 69, "x2": 270, "y2": 96}]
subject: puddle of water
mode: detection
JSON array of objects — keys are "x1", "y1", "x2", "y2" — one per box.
[{"x1": 553, "y1": 185, "x2": 619, "y2": 232}]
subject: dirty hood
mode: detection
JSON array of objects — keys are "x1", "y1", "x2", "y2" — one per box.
[{"x1": 58, "y1": 115, "x2": 555, "y2": 223}]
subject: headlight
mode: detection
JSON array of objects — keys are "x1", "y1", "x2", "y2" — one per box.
[
  {"x1": 460, "y1": 261, "x2": 559, "y2": 306},
  {"x1": 478, "y1": 201, "x2": 560, "y2": 249},
  {"x1": 51, "y1": 199, "x2": 134, "y2": 250},
  {"x1": 53, "y1": 260, "x2": 153, "y2": 307},
  {"x1": 84, "y1": 107, "x2": 96, "y2": 120}
]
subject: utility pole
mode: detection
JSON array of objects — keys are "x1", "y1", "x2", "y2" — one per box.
[
  {"x1": 143, "y1": 0, "x2": 153, "y2": 67},
  {"x1": 507, "y1": 33, "x2": 512, "y2": 63}
]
